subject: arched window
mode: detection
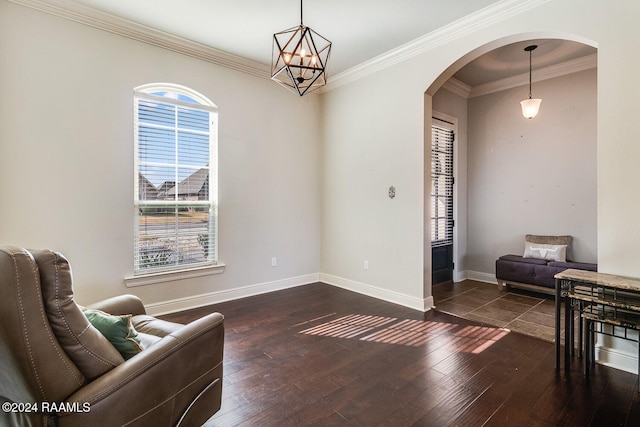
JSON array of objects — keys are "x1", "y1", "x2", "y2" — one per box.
[{"x1": 133, "y1": 83, "x2": 218, "y2": 275}]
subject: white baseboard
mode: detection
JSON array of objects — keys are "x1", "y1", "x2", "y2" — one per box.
[
  {"x1": 140, "y1": 267, "x2": 522, "y2": 317},
  {"x1": 144, "y1": 273, "x2": 320, "y2": 316},
  {"x1": 145, "y1": 272, "x2": 434, "y2": 315},
  {"x1": 463, "y1": 270, "x2": 498, "y2": 284},
  {"x1": 320, "y1": 273, "x2": 434, "y2": 312},
  {"x1": 453, "y1": 270, "x2": 467, "y2": 282},
  {"x1": 595, "y1": 344, "x2": 639, "y2": 375}
]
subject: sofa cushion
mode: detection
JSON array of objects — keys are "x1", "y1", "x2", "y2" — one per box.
[
  {"x1": 136, "y1": 332, "x2": 163, "y2": 349},
  {"x1": 548, "y1": 260, "x2": 597, "y2": 271},
  {"x1": 84, "y1": 309, "x2": 144, "y2": 360},
  {"x1": 32, "y1": 249, "x2": 124, "y2": 380},
  {"x1": 498, "y1": 254, "x2": 549, "y2": 265},
  {"x1": 496, "y1": 256, "x2": 556, "y2": 288},
  {"x1": 523, "y1": 242, "x2": 567, "y2": 262},
  {"x1": 132, "y1": 314, "x2": 183, "y2": 337},
  {"x1": 496, "y1": 254, "x2": 598, "y2": 290}
]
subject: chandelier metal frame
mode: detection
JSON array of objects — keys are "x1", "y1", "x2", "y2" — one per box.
[{"x1": 271, "y1": 0, "x2": 332, "y2": 96}]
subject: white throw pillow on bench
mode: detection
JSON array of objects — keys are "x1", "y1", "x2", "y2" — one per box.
[{"x1": 523, "y1": 241, "x2": 567, "y2": 262}]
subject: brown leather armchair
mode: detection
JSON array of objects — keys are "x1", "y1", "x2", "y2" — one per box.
[{"x1": 0, "y1": 246, "x2": 224, "y2": 427}]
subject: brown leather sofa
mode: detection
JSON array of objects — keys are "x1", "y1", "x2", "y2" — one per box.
[{"x1": 0, "y1": 246, "x2": 224, "y2": 427}]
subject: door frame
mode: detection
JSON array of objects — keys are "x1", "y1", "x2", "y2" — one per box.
[{"x1": 431, "y1": 111, "x2": 458, "y2": 285}]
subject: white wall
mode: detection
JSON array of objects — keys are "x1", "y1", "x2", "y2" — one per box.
[
  {"x1": 320, "y1": 0, "x2": 639, "y2": 307},
  {"x1": 466, "y1": 68, "x2": 597, "y2": 276},
  {"x1": 0, "y1": 1, "x2": 322, "y2": 308},
  {"x1": 320, "y1": 65, "x2": 427, "y2": 310}
]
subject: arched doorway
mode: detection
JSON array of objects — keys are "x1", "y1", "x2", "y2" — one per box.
[{"x1": 423, "y1": 36, "x2": 597, "y2": 337}]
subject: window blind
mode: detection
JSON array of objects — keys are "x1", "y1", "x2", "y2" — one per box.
[
  {"x1": 134, "y1": 91, "x2": 217, "y2": 274},
  {"x1": 431, "y1": 121, "x2": 454, "y2": 247}
]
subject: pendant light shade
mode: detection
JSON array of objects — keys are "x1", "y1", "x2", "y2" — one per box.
[
  {"x1": 271, "y1": 0, "x2": 332, "y2": 96},
  {"x1": 521, "y1": 45, "x2": 541, "y2": 119},
  {"x1": 521, "y1": 98, "x2": 542, "y2": 119}
]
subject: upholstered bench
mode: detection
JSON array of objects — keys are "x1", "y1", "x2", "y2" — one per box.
[{"x1": 495, "y1": 235, "x2": 597, "y2": 294}]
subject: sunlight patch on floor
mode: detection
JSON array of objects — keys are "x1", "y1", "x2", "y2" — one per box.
[{"x1": 299, "y1": 314, "x2": 510, "y2": 354}]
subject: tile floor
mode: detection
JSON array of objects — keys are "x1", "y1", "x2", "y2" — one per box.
[{"x1": 433, "y1": 279, "x2": 568, "y2": 342}]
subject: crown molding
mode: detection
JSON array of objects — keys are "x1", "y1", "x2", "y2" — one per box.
[
  {"x1": 7, "y1": 0, "x2": 271, "y2": 79},
  {"x1": 468, "y1": 53, "x2": 597, "y2": 98},
  {"x1": 442, "y1": 78, "x2": 472, "y2": 98},
  {"x1": 319, "y1": 0, "x2": 551, "y2": 94},
  {"x1": 10, "y1": 0, "x2": 562, "y2": 93}
]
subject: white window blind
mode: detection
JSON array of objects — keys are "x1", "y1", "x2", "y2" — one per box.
[
  {"x1": 134, "y1": 87, "x2": 218, "y2": 274},
  {"x1": 431, "y1": 120, "x2": 454, "y2": 247}
]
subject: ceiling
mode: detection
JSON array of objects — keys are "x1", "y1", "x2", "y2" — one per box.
[
  {"x1": 453, "y1": 39, "x2": 595, "y2": 87},
  {"x1": 69, "y1": 0, "x2": 596, "y2": 88}
]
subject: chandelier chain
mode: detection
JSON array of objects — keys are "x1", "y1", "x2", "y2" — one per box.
[{"x1": 528, "y1": 48, "x2": 532, "y2": 99}]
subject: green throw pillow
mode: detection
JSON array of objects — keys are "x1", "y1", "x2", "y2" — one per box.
[{"x1": 84, "y1": 309, "x2": 144, "y2": 360}]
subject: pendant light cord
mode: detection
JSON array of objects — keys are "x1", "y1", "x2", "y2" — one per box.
[
  {"x1": 300, "y1": 0, "x2": 303, "y2": 26},
  {"x1": 528, "y1": 49, "x2": 533, "y2": 99}
]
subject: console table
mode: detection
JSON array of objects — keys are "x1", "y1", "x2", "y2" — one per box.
[{"x1": 554, "y1": 269, "x2": 640, "y2": 380}]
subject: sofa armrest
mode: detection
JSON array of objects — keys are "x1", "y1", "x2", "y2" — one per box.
[
  {"x1": 58, "y1": 312, "x2": 224, "y2": 427},
  {"x1": 87, "y1": 294, "x2": 147, "y2": 316}
]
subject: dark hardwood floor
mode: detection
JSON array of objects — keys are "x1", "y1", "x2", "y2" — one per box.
[{"x1": 161, "y1": 283, "x2": 640, "y2": 426}]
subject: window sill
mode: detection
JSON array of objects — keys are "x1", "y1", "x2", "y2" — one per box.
[{"x1": 124, "y1": 263, "x2": 225, "y2": 287}]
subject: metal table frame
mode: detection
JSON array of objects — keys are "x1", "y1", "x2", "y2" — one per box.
[{"x1": 555, "y1": 269, "x2": 640, "y2": 386}]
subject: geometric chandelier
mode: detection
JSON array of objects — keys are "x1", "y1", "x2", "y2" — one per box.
[{"x1": 271, "y1": 0, "x2": 332, "y2": 96}]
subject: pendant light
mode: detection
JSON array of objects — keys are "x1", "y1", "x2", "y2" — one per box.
[
  {"x1": 520, "y1": 45, "x2": 542, "y2": 119},
  {"x1": 271, "y1": 0, "x2": 332, "y2": 96}
]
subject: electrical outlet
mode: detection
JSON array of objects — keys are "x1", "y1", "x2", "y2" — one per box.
[
  {"x1": 364, "y1": 260, "x2": 369, "y2": 270},
  {"x1": 272, "y1": 257, "x2": 277, "y2": 267}
]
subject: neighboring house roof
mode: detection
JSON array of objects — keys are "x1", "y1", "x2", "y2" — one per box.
[
  {"x1": 166, "y1": 168, "x2": 209, "y2": 197},
  {"x1": 138, "y1": 173, "x2": 158, "y2": 199},
  {"x1": 156, "y1": 181, "x2": 176, "y2": 193},
  {"x1": 139, "y1": 170, "x2": 208, "y2": 200}
]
